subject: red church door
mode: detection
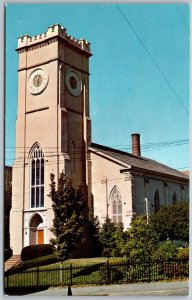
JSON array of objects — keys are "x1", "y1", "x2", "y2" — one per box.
[{"x1": 37, "y1": 230, "x2": 44, "y2": 244}]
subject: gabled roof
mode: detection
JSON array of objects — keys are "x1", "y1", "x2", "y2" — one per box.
[{"x1": 90, "y1": 143, "x2": 189, "y2": 181}]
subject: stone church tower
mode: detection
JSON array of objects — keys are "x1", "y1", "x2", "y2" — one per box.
[{"x1": 10, "y1": 24, "x2": 92, "y2": 255}]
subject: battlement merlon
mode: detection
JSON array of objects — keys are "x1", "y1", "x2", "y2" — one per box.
[{"x1": 17, "y1": 23, "x2": 91, "y2": 54}]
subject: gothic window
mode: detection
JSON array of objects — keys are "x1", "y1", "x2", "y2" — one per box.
[
  {"x1": 110, "y1": 186, "x2": 122, "y2": 224},
  {"x1": 172, "y1": 192, "x2": 177, "y2": 204},
  {"x1": 154, "y1": 189, "x2": 160, "y2": 213},
  {"x1": 30, "y1": 143, "x2": 44, "y2": 208}
]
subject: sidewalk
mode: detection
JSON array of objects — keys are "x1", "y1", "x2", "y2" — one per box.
[{"x1": 27, "y1": 280, "x2": 189, "y2": 296}]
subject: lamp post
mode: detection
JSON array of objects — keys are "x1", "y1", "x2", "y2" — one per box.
[{"x1": 145, "y1": 197, "x2": 149, "y2": 224}]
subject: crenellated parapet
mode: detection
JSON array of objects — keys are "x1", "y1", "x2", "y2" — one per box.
[{"x1": 17, "y1": 23, "x2": 91, "y2": 53}]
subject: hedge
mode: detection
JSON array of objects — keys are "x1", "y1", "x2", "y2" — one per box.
[{"x1": 21, "y1": 244, "x2": 54, "y2": 261}]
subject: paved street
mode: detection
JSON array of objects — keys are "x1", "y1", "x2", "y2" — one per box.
[{"x1": 27, "y1": 280, "x2": 189, "y2": 296}]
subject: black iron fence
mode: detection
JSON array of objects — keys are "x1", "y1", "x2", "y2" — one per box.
[{"x1": 4, "y1": 258, "x2": 189, "y2": 289}]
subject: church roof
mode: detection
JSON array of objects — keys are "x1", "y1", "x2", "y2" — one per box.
[{"x1": 90, "y1": 143, "x2": 189, "y2": 181}]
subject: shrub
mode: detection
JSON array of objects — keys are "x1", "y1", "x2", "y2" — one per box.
[
  {"x1": 109, "y1": 257, "x2": 128, "y2": 264},
  {"x1": 21, "y1": 244, "x2": 54, "y2": 261},
  {"x1": 177, "y1": 248, "x2": 189, "y2": 260},
  {"x1": 4, "y1": 248, "x2": 12, "y2": 261},
  {"x1": 99, "y1": 263, "x2": 124, "y2": 283},
  {"x1": 124, "y1": 264, "x2": 150, "y2": 283},
  {"x1": 111, "y1": 248, "x2": 121, "y2": 257},
  {"x1": 5, "y1": 253, "x2": 59, "y2": 276},
  {"x1": 152, "y1": 240, "x2": 178, "y2": 260},
  {"x1": 156, "y1": 260, "x2": 189, "y2": 279},
  {"x1": 102, "y1": 248, "x2": 112, "y2": 258}
]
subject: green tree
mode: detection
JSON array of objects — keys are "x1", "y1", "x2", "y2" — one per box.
[
  {"x1": 98, "y1": 218, "x2": 117, "y2": 257},
  {"x1": 112, "y1": 222, "x2": 128, "y2": 257},
  {"x1": 70, "y1": 215, "x2": 102, "y2": 258},
  {"x1": 99, "y1": 220, "x2": 128, "y2": 257},
  {"x1": 149, "y1": 201, "x2": 189, "y2": 242},
  {"x1": 49, "y1": 172, "x2": 87, "y2": 261},
  {"x1": 124, "y1": 215, "x2": 159, "y2": 260}
]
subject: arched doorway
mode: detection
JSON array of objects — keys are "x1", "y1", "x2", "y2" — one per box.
[{"x1": 29, "y1": 214, "x2": 44, "y2": 245}]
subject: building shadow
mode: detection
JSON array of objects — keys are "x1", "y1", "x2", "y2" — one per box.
[{"x1": 4, "y1": 286, "x2": 49, "y2": 296}]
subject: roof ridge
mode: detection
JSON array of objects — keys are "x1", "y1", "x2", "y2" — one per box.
[{"x1": 91, "y1": 142, "x2": 146, "y2": 160}]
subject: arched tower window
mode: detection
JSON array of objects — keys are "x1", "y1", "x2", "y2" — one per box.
[
  {"x1": 172, "y1": 192, "x2": 177, "y2": 204},
  {"x1": 29, "y1": 143, "x2": 44, "y2": 208},
  {"x1": 154, "y1": 189, "x2": 160, "y2": 213},
  {"x1": 110, "y1": 186, "x2": 122, "y2": 224}
]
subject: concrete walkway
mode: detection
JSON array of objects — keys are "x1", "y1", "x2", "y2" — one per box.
[{"x1": 27, "y1": 280, "x2": 189, "y2": 296}]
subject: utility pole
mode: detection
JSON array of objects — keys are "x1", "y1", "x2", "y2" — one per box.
[
  {"x1": 106, "y1": 177, "x2": 108, "y2": 218},
  {"x1": 101, "y1": 176, "x2": 108, "y2": 218}
]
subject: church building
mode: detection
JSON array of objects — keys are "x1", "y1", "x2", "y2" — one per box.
[{"x1": 10, "y1": 24, "x2": 189, "y2": 255}]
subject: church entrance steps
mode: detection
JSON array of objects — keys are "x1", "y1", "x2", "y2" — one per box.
[{"x1": 4, "y1": 255, "x2": 21, "y2": 272}]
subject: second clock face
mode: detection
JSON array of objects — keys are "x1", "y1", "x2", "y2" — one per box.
[
  {"x1": 65, "y1": 70, "x2": 82, "y2": 97},
  {"x1": 28, "y1": 68, "x2": 49, "y2": 95}
]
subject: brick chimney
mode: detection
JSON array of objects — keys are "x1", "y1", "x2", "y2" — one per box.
[{"x1": 131, "y1": 133, "x2": 141, "y2": 156}]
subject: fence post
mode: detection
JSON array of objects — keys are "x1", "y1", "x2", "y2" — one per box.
[
  {"x1": 107, "y1": 260, "x2": 110, "y2": 285},
  {"x1": 37, "y1": 267, "x2": 39, "y2": 287},
  {"x1": 148, "y1": 258, "x2": 151, "y2": 282},
  {"x1": 6, "y1": 275, "x2": 9, "y2": 289},
  {"x1": 70, "y1": 264, "x2": 73, "y2": 286}
]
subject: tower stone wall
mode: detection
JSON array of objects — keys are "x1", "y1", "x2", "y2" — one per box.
[{"x1": 10, "y1": 24, "x2": 92, "y2": 254}]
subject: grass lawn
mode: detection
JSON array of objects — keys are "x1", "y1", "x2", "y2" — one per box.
[
  {"x1": 5, "y1": 257, "x2": 111, "y2": 288},
  {"x1": 40, "y1": 257, "x2": 112, "y2": 269},
  {"x1": 5, "y1": 257, "x2": 188, "y2": 289}
]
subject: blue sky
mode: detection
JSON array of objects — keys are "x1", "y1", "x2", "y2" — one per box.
[{"x1": 5, "y1": 3, "x2": 189, "y2": 170}]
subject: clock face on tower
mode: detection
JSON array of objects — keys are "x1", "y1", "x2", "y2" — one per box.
[
  {"x1": 65, "y1": 69, "x2": 82, "y2": 97},
  {"x1": 28, "y1": 68, "x2": 49, "y2": 95}
]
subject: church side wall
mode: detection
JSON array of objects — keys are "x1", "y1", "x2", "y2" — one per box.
[
  {"x1": 133, "y1": 174, "x2": 189, "y2": 215},
  {"x1": 90, "y1": 152, "x2": 133, "y2": 229}
]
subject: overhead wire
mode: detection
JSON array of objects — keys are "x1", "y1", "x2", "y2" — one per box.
[
  {"x1": 175, "y1": 4, "x2": 190, "y2": 35},
  {"x1": 5, "y1": 140, "x2": 189, "y2": 170},
  {"x1": 115, "y1": 4, "x2": 189, "y2": 115}
]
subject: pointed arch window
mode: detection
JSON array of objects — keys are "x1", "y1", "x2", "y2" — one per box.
[
  {"x1": 30, "y1": 143, "x2": 44, "y2": 208},
  {"x1": 110, "y1": 186, "x2": 122, "y2": 224},
  {"x1": 172, "y1": 192, "x2": 177, "y2": 204},
  {"x1": 154, "y1": 189, "x2": 160, "y2": 213}
]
